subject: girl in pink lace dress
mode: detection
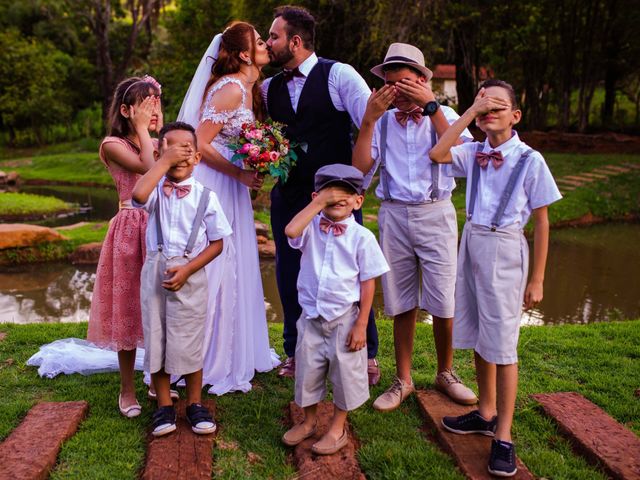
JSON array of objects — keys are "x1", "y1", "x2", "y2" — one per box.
[{"x1": 87, "y1": 76, "x2": 162, "y2": 417}]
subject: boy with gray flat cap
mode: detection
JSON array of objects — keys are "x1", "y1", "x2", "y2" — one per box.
[{"x1": 281, "y1": 164, "x2": 389, "y2": 455}]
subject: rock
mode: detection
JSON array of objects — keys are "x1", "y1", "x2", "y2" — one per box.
[
  {"x1": 6, "y1": 171, "x2": 20, "y2": 185},
  {"x1": 69, "y1": 242, "x2": 103, "y2": 265},
  {"x1": 258, "y1": 239, "x2": 276, "y2": 258},
  {"x1": 254, "y1": 221, "x2": 269, "y2": 238},
  {"x1": 0, "y1": 170, "x2": 6, "y2": 183},
  {"x1": 0, "y1": 224, "x2": 67, "y2": 250}
]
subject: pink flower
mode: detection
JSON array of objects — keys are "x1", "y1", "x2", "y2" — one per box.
[
  {"x1": 251, "y1": 129, "x2": 263, "y2": 141},
  {"x1": 269, "y1": 151, "x2": 280, "y2": 162},
  {"x1": 238, "y1": 143, "x2": 252, "y2": 154},
  {"x1": 248, "y1": 145, "x2": 260, "y2": 157}
]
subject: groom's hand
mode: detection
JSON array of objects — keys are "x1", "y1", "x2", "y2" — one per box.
[
  {"x1": 396, "y1": 79, "x2": 436, "y2": 107},
  {"x1": 363, "y1": 85, "x2": 396, "y2": 122}
]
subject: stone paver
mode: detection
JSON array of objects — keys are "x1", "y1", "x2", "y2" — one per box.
[
  {"x1": 532, "y1": 392, "x2": 640, "y2": 480},
  {"x1": 556, "y1": 178, "x2": 584, "y2": 187},
  {"x1": 0, "y1": 401, "x2": 88, "y2": 480},
  {"x1": 142, "y1": 399, "x2": 216, "y2": 480},
  {"x1": 288, "y1": 401, "x2": 365, "y2": 480},
  {"x1": 416, "y1": 390, "x2": 534, "y2": 480},
  {"x1": 580, "y1": 172, "x2": 609, "y2": 180}
]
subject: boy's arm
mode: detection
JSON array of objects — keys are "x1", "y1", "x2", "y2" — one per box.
[
  {"x1": 284, "y1": 187, "x2": 354, "y2": 239},
  {"x1": 132, "y1": 139, "x2": 193, "y2": 204},
  {"x1": 162, "y1": 239, "x2": 223, "y2": 291},
  {"x1": 346, "y1": 278, "x2": 375, "y2": 351},
  {"x1": 429, "y1": 88, "x2": 511, "y2": 164},
  {"x1": 352, "y1": 85, "x2": 395, "y2": 175},
  {"x1": 524, "y1": 206, "x2": 549, "y2": 309}
]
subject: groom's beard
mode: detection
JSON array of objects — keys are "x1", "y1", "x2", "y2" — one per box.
[{"x1": 268, "y1": 46, "x2": 294, "y2": 68}]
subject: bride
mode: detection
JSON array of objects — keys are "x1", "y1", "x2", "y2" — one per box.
[{"x1": 178, "y1": 22, "x2": 279, "y2": 395}]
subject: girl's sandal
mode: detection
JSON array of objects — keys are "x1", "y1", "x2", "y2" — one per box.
[
  {"x1": 147, "y1": 389, "x2": 179, "y2": 401},
  {"x1": 118, "y1": 394, "x2": 142, "y2": 418}
]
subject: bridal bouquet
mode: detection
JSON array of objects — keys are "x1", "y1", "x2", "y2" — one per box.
[{"x1": 228, "y1": 120, "x2": 298, "y2": 187}]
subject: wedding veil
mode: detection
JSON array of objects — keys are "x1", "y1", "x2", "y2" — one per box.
[{"x1": 177, "y1": 33, "x2": 223, "y2": 127}]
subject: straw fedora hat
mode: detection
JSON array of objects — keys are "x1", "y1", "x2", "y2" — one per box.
[{"x1": 371, "y1": 43, "x2": 433, "y2": 81}]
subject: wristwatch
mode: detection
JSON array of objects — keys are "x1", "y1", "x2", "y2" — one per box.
[{"x1": 423, "y1": 100, "x2": 440, "y2": 116}]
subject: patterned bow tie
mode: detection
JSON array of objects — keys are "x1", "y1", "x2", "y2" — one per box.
[
  {"x1": 476, "y1": 150, "x2": 504, "y2": 169},
  {"x1": 282, "y1": 67, "x2": 304, "y2": 82},
  {"x1": 162, "y1": 179, "x2": 191, "y2": 199},
  {"x1": 319, "y1": 217, "x2": 348, "y2": 236},
  {"x1": 395, "y1": 108, "x2": 423, "y2": 127}
]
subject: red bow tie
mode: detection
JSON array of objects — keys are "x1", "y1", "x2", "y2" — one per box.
[
  {"x1": 282, "y1": 67, "x2": 304, "y2": 82},
  {"x1": 395, "y1": 109, "x2": 423, "y2": 127},
  {"x1": 476, "y1": 150, "x2": 504, "y2": 169},
  {"x1": 162, "y1": 179, "x2": 191, "y2": 199},
  {"x1": 319, "y1": 217, "x2": 347, "y2": 236}
]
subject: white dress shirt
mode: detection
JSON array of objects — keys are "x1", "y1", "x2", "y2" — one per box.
[
  {"x1": 288, "y1": 213, "x2": 389, "y2": 321},
  {"x1": 368, "y1": 106, "x2": 473, "y2": 201},
  {"x1": 133, "y1": 176, "x2": 232, "y2": 257},
  {"x1": 449, "y1": 132, "x2": 562, "y2": 228},
  {"x1": 261, "y1": 53, "x2": 371, "y2": 127}
]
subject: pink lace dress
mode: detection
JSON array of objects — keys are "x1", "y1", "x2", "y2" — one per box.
[{"x1": 87, "y1": 137, "x2": 148, "y2": 351}]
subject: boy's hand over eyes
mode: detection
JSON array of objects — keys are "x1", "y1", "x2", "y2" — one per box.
[{"x1": 160, "y1": 138, "x2": 194, "y2": 166}]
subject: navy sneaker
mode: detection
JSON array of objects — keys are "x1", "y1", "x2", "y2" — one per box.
[
  {"x1": 186, "y1": 403, "x2": 217, "y2": 435},
  {"x1": 441, "y1": 409, "x2": 497, "y2": 436},
  {"x1": 488, "y1": 439, "x2": 517, "y2": 477},
  {"x1": 151, "y1": 405, "x2": 177, "y2": 437}
]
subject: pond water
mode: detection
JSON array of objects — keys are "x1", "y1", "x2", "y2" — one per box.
[{"x1": 1, "y1": 223, "x2": 638, "y2": 326}]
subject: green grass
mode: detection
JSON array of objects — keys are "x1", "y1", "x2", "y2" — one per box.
[
  {"x1": 0, "y1": 320, "x2": 638, "y2": 479},
  {"x1": 0, "y1": 152, "x2": 112, "y2": 186},
  {"x1": 0, "y1": 192, "x2": 72, "y2": 218}
]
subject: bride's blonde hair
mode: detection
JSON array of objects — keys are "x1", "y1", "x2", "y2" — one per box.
[{"x1": 204, "y1": 22, "x2": 264, "y2": 120}]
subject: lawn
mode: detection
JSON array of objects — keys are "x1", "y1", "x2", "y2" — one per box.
[
  {"x1": 0, "y1": 319, "x2": 638, "y2": 479},
  {"x1": 0, "y1": 192, "x2": 72, "y2": 219}
]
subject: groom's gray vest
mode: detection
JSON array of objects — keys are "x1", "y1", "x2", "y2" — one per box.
[{"x1": 267, "y1": 58, "x2": 353, "y2": 203}]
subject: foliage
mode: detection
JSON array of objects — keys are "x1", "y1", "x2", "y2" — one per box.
[{"x1": 0, "y1": 320, "x2": 638, "y2": 478}]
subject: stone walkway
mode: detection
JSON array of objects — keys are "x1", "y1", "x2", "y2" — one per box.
[
  {"x1": 555, "y1": 162, "x2": 640, "y2": 193},
  {"x1": 0, "y1": 401, "x2": 88, "y2": 480},
  {"x1": 532, "y1": 392, "x2": 640, "y2": 480},
  {"x1": 416, "y1": 390, "x2": 535, "y2": 479}
]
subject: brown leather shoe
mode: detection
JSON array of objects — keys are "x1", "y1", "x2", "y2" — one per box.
[
  {"x1": 367, "y1": 358, "x2": 381, "y2": 385},
  {"x1": 282, "y1": 421, "x2": 316, "y2": 446},
  {"x1": 311, "y1": 430, "x2": 348, "y2": 455},
  {"x1": 278, "y1": 357, "x2": 295, "y2": 378}
]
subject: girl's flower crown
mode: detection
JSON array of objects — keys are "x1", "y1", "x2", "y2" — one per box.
[{"x1": 122, "y1": 75, "x2": 162, "y2": 103}]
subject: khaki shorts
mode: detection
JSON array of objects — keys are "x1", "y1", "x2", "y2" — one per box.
[
  {"x1": 294, "y1": 305, "x2": 369, "y2": 411},
  {"x1": 379, "y1": 199, "x2": 458, "y2": 318},
  {"x1": 453, "y1": 222, "x2": 529, "y2": 365},
  {"x1": 141, "y1": 251, "x2": 208, "y2": 375}
]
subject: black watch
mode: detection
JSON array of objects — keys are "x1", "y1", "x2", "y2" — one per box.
[{"x1": 422, "y1": 100, "x2": 440, "y2": 116}]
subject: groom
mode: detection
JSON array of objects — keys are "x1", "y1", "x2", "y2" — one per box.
[{"x1": 262, "y1": 5, "x2": 381, "y2": 383}]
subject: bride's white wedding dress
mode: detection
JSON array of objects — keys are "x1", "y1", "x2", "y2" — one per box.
[{"x1": 195, "y1": 76, "x2": 279, "y2": 394}]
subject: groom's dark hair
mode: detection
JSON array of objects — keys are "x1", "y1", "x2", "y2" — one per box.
[{"x1": 274, "y1": 5, "x2": 315, "y2": 50}]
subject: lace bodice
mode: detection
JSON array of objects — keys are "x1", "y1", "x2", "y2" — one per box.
[{"x1": 200, "y1": 76, "x2": 254, "y2": 160}]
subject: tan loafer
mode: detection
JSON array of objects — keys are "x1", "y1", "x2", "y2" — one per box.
[
  {"x1": 372, "y1": 376, "x2": 415, "y2": 412},
  {"x1": 435, "y1": 369, "x2": 478, "y2": 405},
  {"x1": 311, "y1": 430, "x2": 349, "y2": 455},
  {"x1": 282, "y1": 422, "x2": 316, "y2": 446}
]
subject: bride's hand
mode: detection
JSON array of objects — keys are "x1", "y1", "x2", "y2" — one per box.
[{"x1": 238, "y1": 169, "x2": 264, "y2": 190}]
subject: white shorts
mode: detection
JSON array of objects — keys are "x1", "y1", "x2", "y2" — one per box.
[
  {"x1": 294, "y1": 305, "x2": 369, "y2": 412},
  {"x1": 453, "y1": 222, "x2": 529, "y2": 365},
  {"x1": 378, "y1": 199, "x2": 458, "y2": 318}
]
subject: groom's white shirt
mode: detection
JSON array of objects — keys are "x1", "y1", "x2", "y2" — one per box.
[{"x1": 261, "y1": 53, "x2": 370, "y2": 127}]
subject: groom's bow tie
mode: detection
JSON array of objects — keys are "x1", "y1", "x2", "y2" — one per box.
[
  {"x1": 395, "y1": 108, "x2": 423, "y2": 127},
  {"x1": 282, "y1": 67, "x2": 304, "y2": 82}
]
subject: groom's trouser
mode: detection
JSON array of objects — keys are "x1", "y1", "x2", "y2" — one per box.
[{"x1": 271, "y1": 185, "x2": 379, "y2": 359}]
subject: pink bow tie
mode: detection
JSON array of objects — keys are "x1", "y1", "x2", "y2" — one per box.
[
  {"x1": 162, "y1": 179, "x2": 191, "y2": 199},
  {"x1": 395, "y1": 108, "x2": 423, "y2": 127},
  {"x1": 319, "y1": 217, "x2": 347, "y2": 236},
  {"x1": 476, "y1": 150, "x2": 504, "y2": 169}
]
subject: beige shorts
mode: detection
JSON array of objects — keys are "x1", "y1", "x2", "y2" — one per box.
[
  {"x1": 140, "y1": 251, "x2": 208, "y2": 375},
  {"x1": 378, "y1": 199, "x2": 458, "y2": 318},
  {"x1": 294, "y1": 305, "x2": 369, "y2": 411},
  {"x1": 453, "y1": 222, "x2": 529, "y2": 365}
]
